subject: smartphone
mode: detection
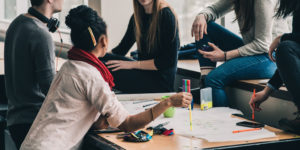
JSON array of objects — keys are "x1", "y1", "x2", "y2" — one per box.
[
  {"x1": 195, "y1": 38, "x2": 213, "y2": 52},
  {"x1": 236, "y1": 121, "x2": 265, "y2": 128}
]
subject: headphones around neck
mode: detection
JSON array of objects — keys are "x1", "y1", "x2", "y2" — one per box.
[{"x1": 28, "y1": 7, "x2": 60, "y2": 33}]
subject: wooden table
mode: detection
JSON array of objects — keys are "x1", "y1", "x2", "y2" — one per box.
[
  {"x1": 84, "y1": 94, "x2": 300, "y2": 150},
  {"x1": 90, "y1": 117, "x2": 299, "y2": 150}
]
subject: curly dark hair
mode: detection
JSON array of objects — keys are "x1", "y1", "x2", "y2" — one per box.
[{"x1": 66, "y1": 5, "x2": 107, "y2": 51}]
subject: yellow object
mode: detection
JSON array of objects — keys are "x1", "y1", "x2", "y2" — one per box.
[
  {"x1": 189, "y1": 104, "x2": 192, "y2": 131},
  {"x1": 88, "y1": 26, "x2": 97, "y2": 46},
  {"x1": 200, "y1": 101, "x2": 213, "y2": 111}
]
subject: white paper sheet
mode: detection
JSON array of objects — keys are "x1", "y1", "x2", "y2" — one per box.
[
  {"x1": 148, "y1": 107, "x2": 276, "y2": 142},
  {"x1": 117, "y1": 93, "x2": 175, "y2": 101},
  {"x1": 121, "y1": 100, "x2": 159, "y2": 115},
  {"x1": 121, "y1": 101, "x2": 276, "y2": 142}
]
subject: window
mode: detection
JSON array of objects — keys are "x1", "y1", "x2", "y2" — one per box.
[
  {"x1": 57, "y1": 0, "x2": 88, "y2": 30},
  {"x1": 1, "y1": 0, "x2": 30, "y2": 21},
  {"x1": 0, "y1": 0, "x2": 88, "y2": 30},
  {"x1": 4, "y1": 0, "x2": 17, "y2": 20},
  {"x1": 167, "y1": 0, "x2": 219, "y2": 44}
]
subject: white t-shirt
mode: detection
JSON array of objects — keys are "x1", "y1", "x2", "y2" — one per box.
[{"x1": 20, "y1": 60, "x2": 129, "y2": 150}]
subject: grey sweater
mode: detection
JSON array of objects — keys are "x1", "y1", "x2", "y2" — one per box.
[
  {"x1": 4, "y1": 15, "x2": 55, "y2": 126},
  {"x1": 200, "y1": 0, "x2": 290, "y2": 56}
]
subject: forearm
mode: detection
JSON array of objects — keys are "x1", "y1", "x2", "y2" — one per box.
[
  {"x1": 226, "y1": 49, "x2": 241, "y2": 60},
  {"x1": 263, "y1": 86, "x2": 274, "y2": 97},
  {"x1": 132, "y1": 59, "x2": 158, "y2": 70},
  {"x1": 118, "y1": 98, "x2": 172, "y2": 132},
  {"x1": 268, "y1": 70, "x2": 284, "y2": 90}
]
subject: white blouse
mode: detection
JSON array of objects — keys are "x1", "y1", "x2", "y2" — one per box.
[{"x1": 20, "y1": 60, "x2": 129, "y2": 150}]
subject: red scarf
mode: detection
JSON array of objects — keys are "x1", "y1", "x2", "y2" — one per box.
[{"x1": 68, "y1": 47, "x2": 115, "y2": 89}]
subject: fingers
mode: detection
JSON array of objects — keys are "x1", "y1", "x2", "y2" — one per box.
[
  {"x1": 106, "y1": 63, "x2": 120, "y2": 69},
  {"x1": 182, "y1": 92, "x2": 193, "y2": 107},
  {"x1": 249, "y1": 101, "x2": 255, "y2": 110},
  {"x1": 199, "y1": 50, "x2": 214, "y2": 61},
  {"x1": 204, "y1": 23, "x2": 208, "y2": 35},
  {"x1": 200, "y1": 24, "x2": 204, "y2": 40},
  {"x1": 208, "y1": 42, "x2": 217, "y2": 49},
  {"x1": 111, "y1": 66, "x2": 122, "y2": 72},
  {"x1": 105, "y1": 60, "x2": 120, "y2": 65},
  {"x1": 171, "y1": 92, "x2": 193, "y2": 107},
  {"x1": 194, "y1": 24, "x2": 200, "y2": 41},
  {"x1": 182, "y1": 100, "x2": 190, "y2": 108},
  {"x1": 268, "y1": 49, "x2": 276, "y2": 62},
  {"x1": 249, "y1": 100, "x2": 262, "y2": 112},
  {"x1": 198, "y1": 49, "x2": 212, "y2": 56}
]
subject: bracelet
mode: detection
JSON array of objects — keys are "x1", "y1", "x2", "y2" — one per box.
[{"x1": 224, "y1": 52, "x2": 227, "y2": 61}]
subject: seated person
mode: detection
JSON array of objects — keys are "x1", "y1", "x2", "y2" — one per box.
[
  {"x1": 190, "y1": 0, "x2": 290, "y2": 106},
  {"x1": 100, "y1": 0, "x2": 180, "y2": 93},
  {"x1": 20, "y1": 5, "x2": 192, "y2": 150},
  {"x1": 250, "y1": 0, "x2": 300, "y2": 134}
]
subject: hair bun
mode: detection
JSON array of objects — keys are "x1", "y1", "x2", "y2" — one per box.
[{"x1": 65, "y1": 5, "x2": 98, "y2": 30}]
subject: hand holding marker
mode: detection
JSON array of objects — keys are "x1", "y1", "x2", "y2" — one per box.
[
  {"x1": 183, "y1": 79, "x2": 193, "y2": 131},
  {"x1": 233, "y1": 89, "x2": 262, "y2": 134}
]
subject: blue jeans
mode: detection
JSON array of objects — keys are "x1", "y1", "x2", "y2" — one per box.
[{"x1": 198, "y1": 22, "x2": 277, "y2": 106}]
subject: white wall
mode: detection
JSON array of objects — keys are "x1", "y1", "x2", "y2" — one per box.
[
  {"x1": 101, "y1": 0, "x2": 234, "y2": 52},
  {"x1": 101, "y1": 0, "x2": 136, "y2": 52}
]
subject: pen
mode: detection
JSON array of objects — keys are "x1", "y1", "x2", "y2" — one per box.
[
  {"x1": 143, "y1": 103, "x2": 158, "y2": 108},
  {"x1": 233, "y1": 128, "x2": 261, "y2": 133},
  {"x1": 251, "y1": 89, "x2": 256, "y2": 120}
]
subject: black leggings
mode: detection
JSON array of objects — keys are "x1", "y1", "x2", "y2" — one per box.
[
  {"x1": 276, "y1": 41, "x2": 300, "y2": 109},
  {"x1": 100, "y1": 53, "x2": 171, "y2": 93},
  {"x1": 8, "y1": 123, "x2": 32, "y2": 149}
]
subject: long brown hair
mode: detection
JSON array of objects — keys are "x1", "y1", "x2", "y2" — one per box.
[
  {"x1": 133, "y1": 0, "x2": 178, "y2": 54},
  {"x1": 234, "y1": 0, "x2": 255, "y2": 34}
]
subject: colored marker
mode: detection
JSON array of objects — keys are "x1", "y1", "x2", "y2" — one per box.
[
  {"x1": 232, "y1": 128, "x2": 261, "y2": 133},
  {"x1": 183, "y1": 79, "x2": 193, "y2": 131},
  {"x1": 251, "y1": 89, "x2": 256, "y2": 120}
]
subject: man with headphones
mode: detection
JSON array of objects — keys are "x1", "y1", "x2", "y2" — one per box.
[{"x1": 4, "y1": 0, "x2": 63, "y2": 148}]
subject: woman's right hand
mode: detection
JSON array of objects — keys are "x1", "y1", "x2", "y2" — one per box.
[
  {"x1": 268, "y1": 35, "x2": 282, "y2": 62},
  {"x1": 191, "y1": 14, "x2": 208, "y2": 41},
  {"x1": 169, "y1": 92, "x2": 193, "y2": 108},
  {"x1": 249, "y1": 88, "x2": 271, "y2": 112}
]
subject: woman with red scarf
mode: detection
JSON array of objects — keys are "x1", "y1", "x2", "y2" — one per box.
[{"x1": 20, "y1": 5, "x2": 192, "y2": 150}]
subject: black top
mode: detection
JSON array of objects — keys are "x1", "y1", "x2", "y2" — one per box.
[
  {"x1": 268, "y1": 9, "x2": 300, "y2": 89},
  {"x1": 112, "y1": 7, "x2": 180, "y2": 91}
]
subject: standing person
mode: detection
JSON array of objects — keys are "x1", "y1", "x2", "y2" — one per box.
[
  {"x1": 191, "y1": 0, "x2": 289, "y2": 106},
  {"x1": 250, "y1": 0, "x2": 300, "y2": 134},
  {"x1": 101, "y1": 0, "x2": 180, "y2": 93},
  {"x1": 4, "y1": 0, "x2": 63, "y2": 148},
  {"x1": 20, "y1": 5, "x2": 192, "y2": 150}
]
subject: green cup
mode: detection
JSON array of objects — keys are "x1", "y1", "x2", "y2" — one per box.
[
  {"x1": 164, "y1": 107, "x2": 175, "y2": 118},
  {"x1": 162, "y1": 96, "x2": 175, "y2": 118}
]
